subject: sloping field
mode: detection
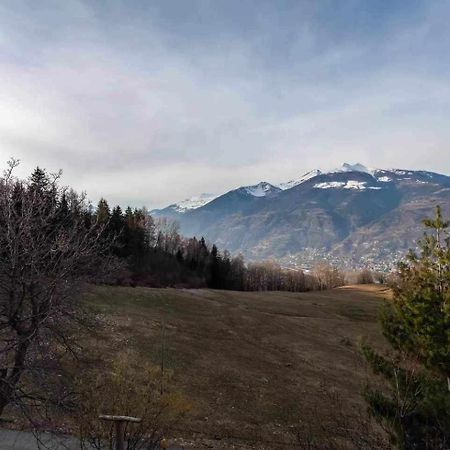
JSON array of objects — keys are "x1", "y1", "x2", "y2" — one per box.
[{"x1": 85, "y1": 285, "x2": 390, "y2": 449}]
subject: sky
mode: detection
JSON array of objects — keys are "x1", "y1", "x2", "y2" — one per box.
[{"x1": 0, "y1": 0, "x2": 449, "y2": 208}]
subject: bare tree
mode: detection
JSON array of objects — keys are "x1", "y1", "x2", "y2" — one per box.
[
  {"x1": 154, "y1": 218, "x2": 181, "y2": 255},
  {"x1": 0, "y1": 161, "x2": 113, "y2": 416},
  {"x1": 356, "y1": 268, "x2": 374, "y2": 284},
  {"x1": 313, "y1": 263, "x2": 346, "y2": 290}
]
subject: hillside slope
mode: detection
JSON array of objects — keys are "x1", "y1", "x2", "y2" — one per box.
[{"x1": 86, "y1": 285, "x2": 389, "y2": 448}]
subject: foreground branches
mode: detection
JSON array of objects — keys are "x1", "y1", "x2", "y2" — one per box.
[{"x1": 0, "y1": 163, "x2": 113, "y2": 416}]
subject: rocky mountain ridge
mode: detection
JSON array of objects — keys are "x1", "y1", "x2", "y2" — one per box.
[{"x1": 151, "y1": 164, "x2": 450, "y2": 269}]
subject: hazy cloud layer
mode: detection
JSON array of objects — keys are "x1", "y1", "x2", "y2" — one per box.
[{"x1": 0, "y1": 0, "x2": 449, "y2": 207}]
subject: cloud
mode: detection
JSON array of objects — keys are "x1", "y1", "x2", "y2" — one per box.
[{"x1": 0, "y1": 0, "x2": 449, "y2": 208}]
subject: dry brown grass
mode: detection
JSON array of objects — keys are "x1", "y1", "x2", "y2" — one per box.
[{"x1": 83, "y1": 284, "x2": 390, "y2": 449}]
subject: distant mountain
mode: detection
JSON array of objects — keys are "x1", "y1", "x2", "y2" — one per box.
[
  {"x1": 242, "y1": 181, "x2": 281, "y2": 197},
  {"x1": 151, "y1": 182, "x2": 280, "y2": 217},
  {"x1": 151, "y1": 193, "x2": 218, "y2": 218},
  {"x1": 151, "y1": 164, "x2": 450, "y2": 269}
]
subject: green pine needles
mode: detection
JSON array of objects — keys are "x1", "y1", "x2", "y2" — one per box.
[{"x1": 362, "y1": 206, "x2": 450, "y2": 449}]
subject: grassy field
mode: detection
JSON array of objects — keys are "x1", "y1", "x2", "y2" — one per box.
[{"x1": 84, "y1": 285, "x2": 390, "y2": 449}]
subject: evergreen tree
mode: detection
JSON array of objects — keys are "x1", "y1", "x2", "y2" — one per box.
[
  {"x1": 96, "y1": 198, "x2": 111, "y2": 224},
  {"x1": 384, "y1": 206, "x2": 450, "y2": 386},
  {"x1": 362, "y1": 206, "x2": 450, "y2": 449},
  {"x1": 58, "y1": 192, "x2": 69, "y2": 216},
  {"x1": 109, "y1": 205, "x2": 124, "y2": 235},
  {"x1": 30, "y1": 166, "x2": 49, "y2": 191},
  {"x1": 29, "y1": 166, "x2": 57, "y2": 214},
  {"x1": 108, "y1": 206, "x2": 125, "y2": 257},
  {"x1": 209, "y1": 244, "x2": 222, "y2": 289},
  {"x1": 56, "y1": 192, "x2": 71, "y2": 228}
]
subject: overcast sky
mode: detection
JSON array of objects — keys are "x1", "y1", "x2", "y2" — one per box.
[{"x1": 1, "y1": 0, "x2": 449, "y2": 208}]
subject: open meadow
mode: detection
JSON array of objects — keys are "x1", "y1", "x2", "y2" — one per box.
[{"x1": 84, "y1": 284, "x2": 390, "y2": 449}]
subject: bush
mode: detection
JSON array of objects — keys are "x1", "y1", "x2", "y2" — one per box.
[
  {"x1": 356, "y1": 268, "x2": 374, "y2": 284},
  {"x1": 74, "y1": 352, "x2": 191, "y2": 449}
]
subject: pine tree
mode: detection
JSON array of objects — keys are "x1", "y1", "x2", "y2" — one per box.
[
  {"x1": 383, "y1": 206, "x2": 449, "y2": 386},
  {"x1": 29, "y1": 167, "x2": 57, "y2": 213},
  {"x1": 108, "y1": 206, "x2": 125, "y2": 257},
  {"x1": 362, "y1": 206, "x2": 450, "y2": 449},
  {"x1": 56, "y1": 192, "x2": 71, "y2": 228},
  {"x1": 96, "y1": 198, "x2": 111, "y2": 224},
  {"x1": 109, "y1": 205, "x2": 124, "y2": 235},
  {"x1": 30, "y1": 166, "x2": 49, "y2": 191},
  {"x1": 209, "y1": 244, "x2": 221, "y2": 289}
]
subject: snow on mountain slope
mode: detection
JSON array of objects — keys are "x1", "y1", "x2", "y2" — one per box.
[
  {"x1": 153, "y1": 164, "x2": 447, "y2": 216},
  {"x1": 373, "y1": 168, "x2": 447, "y2": 185},
  {"x1": 243, "y1": 182, "x2": 281, "y2": 197},
  {"x1": 153, "y1": 183, "x2": 280, "y2": 216},
  {"x1": 278, "y1": 169, "x2": 322, "y2": 190},
  {"x1": 172, "y1": 193, "x2": 218, "y2": 212},
  {"x1": 168, "y1": 164, "x2": 380, "y2": 212},
  {"x1": 313, "y1": 180, "x2": 382, "y2": 190},
  {"x1": 279, "y1": 164, "x2": 377, "y2": 191},
  {"x1": 278, "y1": 163, "x2": 375, "y2": 191}
]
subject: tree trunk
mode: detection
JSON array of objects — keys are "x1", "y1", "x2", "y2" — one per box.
[
  {"x1": 0, "y1": 380, "x2": 14, "y2": 417},
  {"x1": 0, "y1": 339, "x2": 30, "y2": 416}
]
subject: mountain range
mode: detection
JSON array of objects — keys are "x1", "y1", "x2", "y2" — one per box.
[{"x1": 151, "y1": 164, "x2": 450, "y2": 270}]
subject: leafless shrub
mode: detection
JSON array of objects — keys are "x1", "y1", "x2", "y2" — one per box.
[
  {"x1": 312, "y1": 263, "x2": 346, "y2": 290},
  {"x1": 75, "y1": 352, "x2": 191, "y2": 450},
  {"x1": 356, "y1": 269, "x2": 374, "y2": 285}
]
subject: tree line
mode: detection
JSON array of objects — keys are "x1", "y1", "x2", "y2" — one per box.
[{"x1": 93, "y1": 195, "x2": 346, "y2": 292}]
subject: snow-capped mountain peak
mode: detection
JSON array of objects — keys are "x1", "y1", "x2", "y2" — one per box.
[
  {"x1": 152, "y1": 163, "x2": 448, "y2": 215},
  {"x1": 172, "y1": 193, "x2": 218, "y2": 212},
  {"x1": 243, "y1": 182, "x2": 280, "y2": 197},
  {"x1": 277, "y1": 164, "x2": 377, "y2": 190}
]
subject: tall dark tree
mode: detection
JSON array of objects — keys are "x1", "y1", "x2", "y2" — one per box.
[
  {"x1": 30, "y1": 167, "x2": 49, "y2": 191},
  {"x1": 209, "y1": 244, "x2": 222, "y2": 289},
  {"x1": 96, "y1": 198, "x2": 111, "y2": 224}
]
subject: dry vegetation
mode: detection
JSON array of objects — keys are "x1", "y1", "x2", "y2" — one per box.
[{"x1": 79, "y1": 284, "x2": 391, "y2": 449}]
